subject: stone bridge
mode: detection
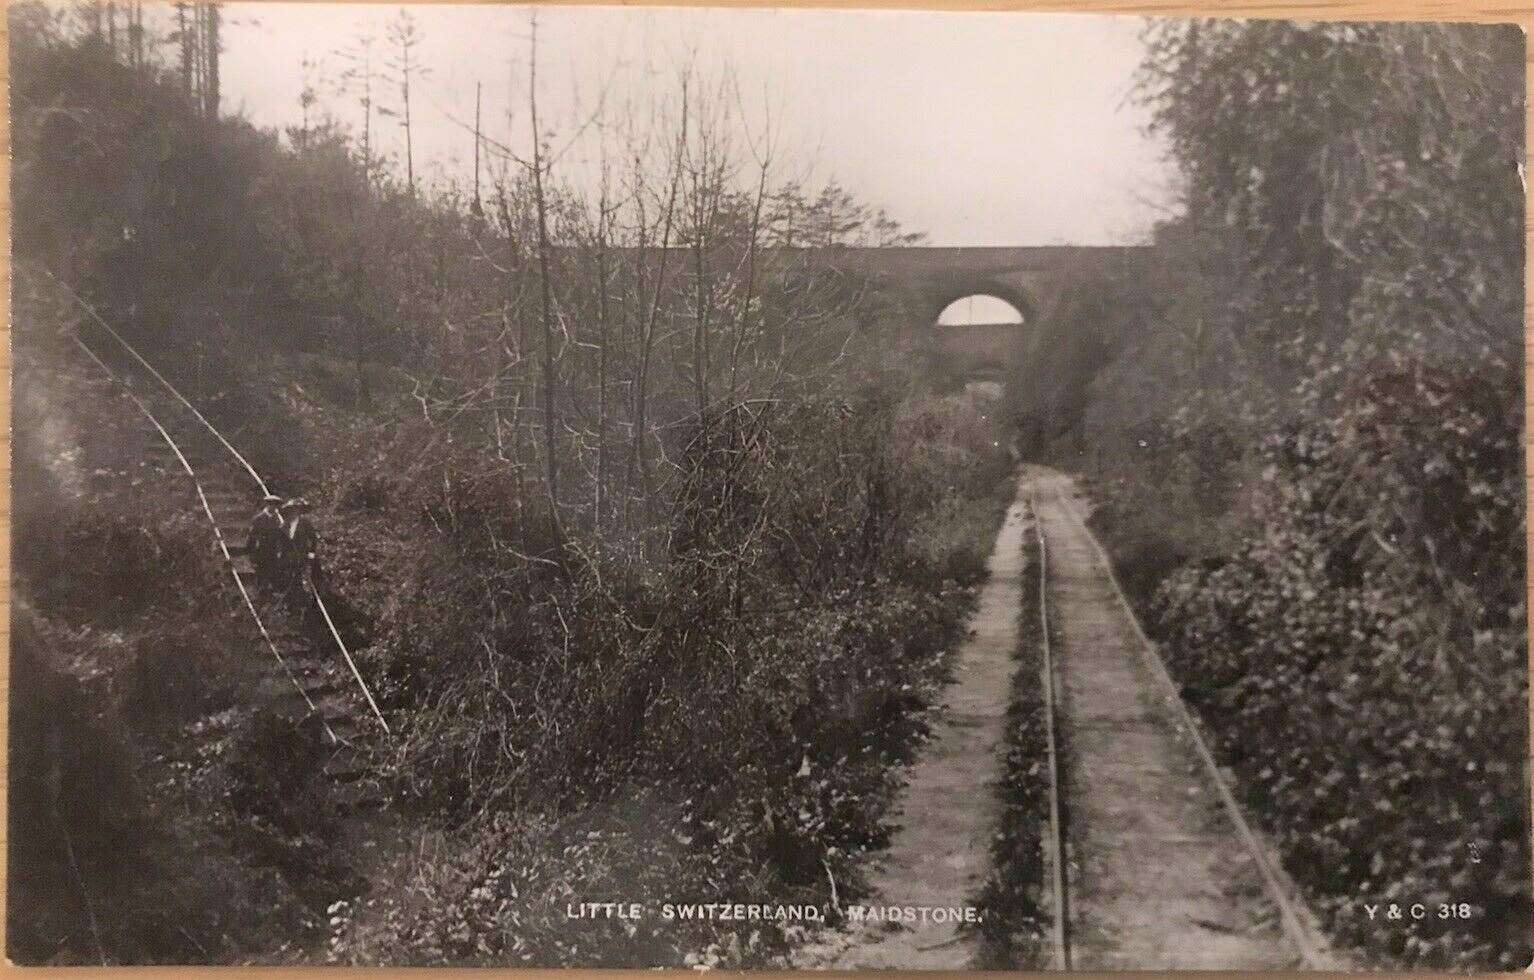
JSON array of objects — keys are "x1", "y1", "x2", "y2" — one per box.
[
  {"x1": 820, "y1": 245, "x2": 1153, "y2": 381},
  {"x1": 625, "y1": 243, "x2": 1153, "y2": 382}
]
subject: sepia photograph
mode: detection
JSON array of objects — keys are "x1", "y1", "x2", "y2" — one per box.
[{"x1": 7, "y1": 1, "x2": 1530, "y2": 970}]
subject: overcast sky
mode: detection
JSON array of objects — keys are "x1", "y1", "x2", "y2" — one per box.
[{"x1": 210, "y1": 4, "x2": 1175, "y2": 247}]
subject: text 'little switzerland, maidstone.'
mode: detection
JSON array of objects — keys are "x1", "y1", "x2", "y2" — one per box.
[{"x1": 564, "y1": 903, "x2": 985, "y2": 924}]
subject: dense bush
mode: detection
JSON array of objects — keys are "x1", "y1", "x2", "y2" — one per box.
[
  {"x1": 331, "y1": 796, "x2": 797, "y2": 968},
  {"x1": 1156, "y1": 363, "x2": 1528, "y2": 969},
  {"x1": 8, "y1": 611, "x2": 336, "y2": 964},
  {"x1": 316, "y1": 389, "x2": 1013, "y2": 964}
]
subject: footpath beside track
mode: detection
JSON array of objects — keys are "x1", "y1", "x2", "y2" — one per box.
[
  {"x1": 790, "y1": 465, "x2": 1343, "y2": 970},
  {"x1": 792, "y1": 485, "x2": 1032, "y2": 970}
]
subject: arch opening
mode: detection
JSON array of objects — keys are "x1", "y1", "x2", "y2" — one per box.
[{"x1": 935, "y1": 293, "x2": 1026, "y2": 326}]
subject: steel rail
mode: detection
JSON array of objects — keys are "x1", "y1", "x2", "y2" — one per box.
[
  {"x1": 1053, "y1": 487, "x2": 1341, "y2": 971},
  {"x1": 1033, "y1": 498, "x2": 1071, "y2": 971},
  {"x1": 307, "y1": 576, "x2": 391, "y2": 736},
  {"x1": 70, "y1": 335, "x2": 340, "y2": 744},
  {"x1": 38, "y1": 265, "x2": 393, "y2": 740}
]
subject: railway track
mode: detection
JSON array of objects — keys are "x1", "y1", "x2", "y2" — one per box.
[
  {"x1": 36, "y1": 268, "x2": 392, "y2": 804},
  {"x1": 1029, "y1": 472, "x2": 1342, "y2": 971},
  {"x1": 30, "y1": 261, "x2": 1340, "y2": 964},
  {"x1": 1032, "y1": 497, "x2": 1070, "y2": 970}
]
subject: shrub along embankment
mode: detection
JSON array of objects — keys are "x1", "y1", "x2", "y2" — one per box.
[
  {"x1": 318, "y1": 388, "x2": 1016, "y2": 967},
  {"x1": 1000, "y1": 18, "x2": 1528, "y2": 973},
  {"x1": 1155, "y1": 367, "x2": 1529, "y2": 970}
]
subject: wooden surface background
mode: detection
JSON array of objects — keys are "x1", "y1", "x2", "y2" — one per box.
[{"x1": 0, "y1": 0, "x2": 1527, "y2": 976}]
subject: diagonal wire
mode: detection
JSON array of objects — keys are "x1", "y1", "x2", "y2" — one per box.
[
  {"x1": 38, "y1": 263, "x2": 391, "y2": 742},
  {"x1": 35, "y1": 262, "x2": 271, "y2": 496},
  {"x1": 70, "y1": 334, "x2": 341, "y2": 745},
  {"x1": 307, "y1": 576, "x2": 391, "y2": 735}
]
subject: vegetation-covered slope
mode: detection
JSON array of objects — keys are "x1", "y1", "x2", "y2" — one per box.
[
  {"x1": 10, "y1": 6, "x2": 1013, "y2": 966},
  {"x1": 1007, "y1": 21, "x2": 1528, "y2": 970}
]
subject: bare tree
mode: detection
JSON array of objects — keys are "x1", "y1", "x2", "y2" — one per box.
[
  {"x1": 126, "y1": 0, "x2": 143, "y2": 73},
  {"x1": 472, "y1": 81, "x2": 484, "y2": 217},
  {"x1": 297, "y1": 53, "x2": 321, "y2": 149},
  {"x1": 726, "y1": 100, "x2": 777, "y2": 402},
  {"x1": 202, "y1": 2, "x2": 220, "y2": 119},
  {"x1": 625, "y1": 78, "x2": 688, "y2": 503},
  {"x1": 336, "y1": 32, "x2": 377, "y2": 175},
  {"x1": 527, "y1": 12, "x2": 562, "y2": 530},
  {"x1": 681, "y1": 69, "x2": 736, "y2": 422},
  {"x1": 77, "y1": 0, "x2": 103, "y2": 42},
  {"x1": 385, "y1": 9, "x2": 425, "y2": 194},
  {"x1": 593, "y1": 159, "x2": 616, "y2": 537},
  {"x1": 175, "y1": 2, "x2": 194, "y2": 100}
]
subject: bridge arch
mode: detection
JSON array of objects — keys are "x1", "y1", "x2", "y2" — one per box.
[
  {"x1": 936, "y1": 292, "x2": 1027, "y2": 326},
  {"x1": 920, "y1": 278, "x2": 1037, "y2": 331},
  {"x1": 916, "y1": 280, "x2": 1037, "y2": 385},
  {"x1": 805, "y1": 245, "x2": 1154, "y2": 383}
]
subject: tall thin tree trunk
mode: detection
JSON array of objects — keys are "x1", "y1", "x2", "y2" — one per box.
[
  {"x1": 435, "y1": 220, "x2": 449, "y2": 379},
  {"x1": 196, "y1": 5, "x2": 210, "y2": 113},
  {"x1": 361, "y1": 38, "x2": 373, "y2": 176},
  {"x1": 401, "y1": 51, "x2": 415, "y2": 193},
  {"x1": 691, "y1": 165, "x2": 710, "y2": 423},
  {"x1": 528, "y1": 15, "x2": 561, "y2": 531},
  {"x1": 729, "y1": 164, "x2": 769, "y2": 398},
  {"x1": 192, "y1": 4, "x2": 205, "y2": 105},
  {"x1": 404, "y1": 77, "x2": 414, "y2": 191},
  {"x1": 594, "y1": 183, "x2": 612, "y2": 539},
  {"x1": 627, "y1": 82, "x2": 688, "y2": 501},
  {"x1": 177, "y1": 3, "x2": 193, "y2": 99},
  {"x1": 472, "y1": 82, "x2": 483, "y2": 214},
  {"x1": 204, "y1": 3, "x2": 220, "y2": 119},
  {"x1": 128, "y1": 2, "x2": 143, "y2": 72},
  {"x1": 621, "y1": 185, "x2": 650, "y2": 537}
]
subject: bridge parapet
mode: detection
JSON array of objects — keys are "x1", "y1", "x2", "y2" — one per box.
[
  {"x1": 817, "y1": 245, "x2": 1153, "y2": 324},
  {"x1": 814, "y1": 245, "x2": 1154, "y2": 382}
]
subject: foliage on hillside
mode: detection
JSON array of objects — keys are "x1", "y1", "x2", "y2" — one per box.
[
  {"x1": 8, "y1": 5, "x2": 1013, "y2": 967},
  {"x1": 312, "y1": 387, "x2": 1014, "y2": 966},
  {"x1": 1008, "y1": 20, "x2": 1528, "y2": 970},
  {"x1": 1158, "y1": 365, "x2": 1527, "y2": 968},
  {"x1": 1139, "y1": 19, "x2": 1523, "y2": 373},
  {"x1": 9, "y1": 289, "x2": 372, "y2": 963}
]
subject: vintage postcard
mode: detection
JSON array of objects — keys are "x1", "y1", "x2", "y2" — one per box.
[{"x1": 8, "y1": 1, "x2": 1529, "y2": 970}]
